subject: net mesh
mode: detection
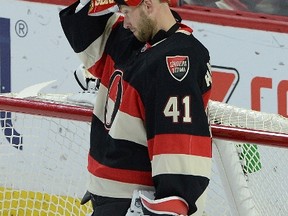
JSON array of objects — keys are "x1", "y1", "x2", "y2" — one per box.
[
  {"x1": 1, "y1": 94, "x2": 288, "y2": 216},
  {"x1": 209, "y1": 100, "x2": 288, "y2": 133},
  {"x1": 0, "y1": 108, "x2": 92, "y2": 215}
]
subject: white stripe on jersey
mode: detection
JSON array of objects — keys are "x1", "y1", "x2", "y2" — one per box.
[
  {"x1": 151, "y1": 154, "x2": 212, "y2": 178},
  {"x1": 176, "y1": 29, "x2": 192, "y2": 35},
  {"x1": 110, "y1": 110, "x2": 147, "y2": 147},
  {"x1": 78, "y1": 13, "x2": 121, "y2": 68},
  {"x1": 93, "y1": 83, "x2": 147, "y2": 146},
  {"x1": 93, "y1": 84, "x2": 107, "y2": 122}
]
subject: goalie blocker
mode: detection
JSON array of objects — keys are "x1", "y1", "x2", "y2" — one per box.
[
  {"x1": 81, "y1": 190, "x2": 188, "y2": 215},
  {"x1": 127, "y1": 190, "x2": 188, "y2": 216}
]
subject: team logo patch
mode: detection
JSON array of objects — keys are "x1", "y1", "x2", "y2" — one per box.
[{"x1": 166, "y1": 56, "x2": 189, "y2": 81}]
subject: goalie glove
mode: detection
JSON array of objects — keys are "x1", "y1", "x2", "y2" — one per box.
[
  {"x1": 67, "y1": 64, "x2": 99, "y2": 106},
  {"x1": 126, "y1": 190, "x2": 189, "y2": 216},
  {"x1": 73, "y1": 64, "x2": 99, "y2": 91}
]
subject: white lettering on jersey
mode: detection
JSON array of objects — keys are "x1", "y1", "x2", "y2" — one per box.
[
  {"x1": 163, "y1": 96, "x2": 192, "y2": 123},
  {"x1": 205, "y1": 62, "x2": 212, "y2": 87}
]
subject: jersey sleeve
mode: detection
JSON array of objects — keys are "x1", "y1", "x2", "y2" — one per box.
[
  {"x1": 144, "y1": 43, "x2": 212, "y2": 215},
  {"x1": 59, "y1": 1, "x2": 121, "y2": 79}
]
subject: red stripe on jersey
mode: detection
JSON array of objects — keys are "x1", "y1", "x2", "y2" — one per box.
[
  {"x1": 88, "y1": 54, "x2": 115, "y2": 88},
  {"x1": 87, "y1": 53, "x2": 107, "y2": 78},
  {"x1": 203, "y1": 89, "x2": 211, "y2": 108},
  {"x1": 113, "y1": 16, "x2": 124, "y2": 29},
  {"x1": 148, "y1": 134, "x2": 212, "y2": 158},
  {"x1": 87, "y1": 16, "x2": 124, "y2": 83},
  {"x1": 120, "y1": 81, "x2": 145, "y2": 119},
  {"x1": 88, "y1": 155, "x2": 153, "y2": 186},
  {"x1": 86, "y1": 15, "x2": 123, "y2": 80}
]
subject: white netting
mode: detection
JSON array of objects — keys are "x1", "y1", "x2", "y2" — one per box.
[
  {"x1": 246, "y1": 144, "x2": 288, "y2": 216},
  {"x1": 207, "y1": 101, "x2": 288, "y2": 216},
  {"x1": 209, "y1": 100, "x2": 288, "y2": 134},
  {"x1": 1, "y1": 94, "x2": 288, "y2": 216},
  {"x1": 0, "y1": 110, "x2": 92, "y2": 215}
]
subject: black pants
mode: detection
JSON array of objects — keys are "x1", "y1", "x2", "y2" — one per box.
[{"x1": 90, "y1": 194, "x2": 131, "y2": 216}]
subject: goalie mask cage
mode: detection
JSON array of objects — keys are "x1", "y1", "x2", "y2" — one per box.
[{"x1": 0, "y1": 94, "x2": 288, "y2": 216}]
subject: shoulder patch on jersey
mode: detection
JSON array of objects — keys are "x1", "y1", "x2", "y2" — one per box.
[{"x1": 166, "y1": 56, "x2": 189, "y2": 81}]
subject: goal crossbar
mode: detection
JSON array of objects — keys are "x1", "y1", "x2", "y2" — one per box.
[
  {"x1": 0, "y1": 95, "x2": 92, "y2": 122},
  {"x1": 212, "y1": 124, "x2": 288, "y2": 148}
]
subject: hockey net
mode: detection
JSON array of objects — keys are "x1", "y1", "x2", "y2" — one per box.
[{"x1": 0, "y1": 93, "x2": 288, "y2": 216}]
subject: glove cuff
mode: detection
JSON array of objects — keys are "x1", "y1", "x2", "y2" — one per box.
[{"x1": 139, "y1": 191, "x2": 189, "y2": 215}]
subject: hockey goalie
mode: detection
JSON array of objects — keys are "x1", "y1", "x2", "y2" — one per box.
[{"x1": 59, "y1": 0, "x2": 212, "y2": 215}]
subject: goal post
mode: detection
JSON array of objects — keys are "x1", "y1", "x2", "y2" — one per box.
[{"x1": 0, "y1": 94, "x2": 288, "y2": 216}]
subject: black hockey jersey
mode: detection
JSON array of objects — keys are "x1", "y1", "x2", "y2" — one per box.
[{"x1": 60, "y1": 2, "x2": 212, "y2": 215}]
